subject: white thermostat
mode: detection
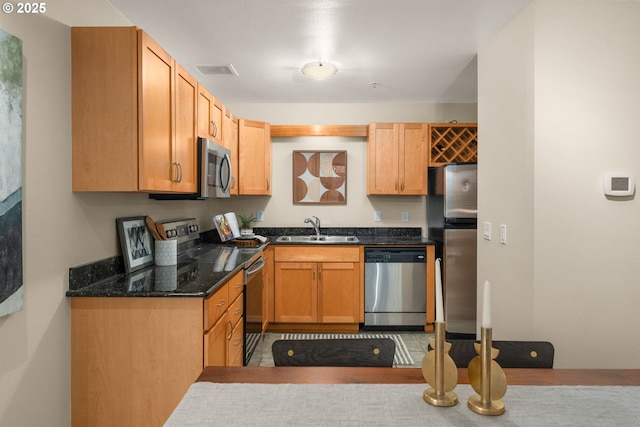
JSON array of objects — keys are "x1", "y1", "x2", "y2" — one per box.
[{"x1": 603, "y1": 173, "x2": 635, "y2": 196}]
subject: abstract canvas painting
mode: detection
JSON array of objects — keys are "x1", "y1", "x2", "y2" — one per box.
[
  {"x1": 0, "y1": 29, "x2": 23, "y2": 317},
  {"x1": 293, "y1": 150, "x2": 347, "y2": 204}
]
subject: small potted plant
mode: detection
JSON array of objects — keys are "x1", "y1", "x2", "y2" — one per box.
[{"x1": 237, "y1": 213, "x2": 256, "y2": 237}]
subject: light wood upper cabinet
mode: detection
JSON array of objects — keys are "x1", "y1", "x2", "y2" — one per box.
[
  {"x1": 71, "y1": 27, "x2": 197, "y2": 193},
  {"x1": 172, "y1": 63, "x2": 198, "y2": 193},
  {"x1": 197, "y1": 84, "x2": 224, "y2": 143},
  {"x1": 238, "y1": 119, "x2": 272, "y2": 195},
  {"x1": 367, "y1": 122, "x2": 428, "y2": 195},
  {"x1": 222, "y1": 108, "x2": 239, "y2": 195},
  {"x1": 138, "y1": 31, "x2": 174, "y2": 192}
]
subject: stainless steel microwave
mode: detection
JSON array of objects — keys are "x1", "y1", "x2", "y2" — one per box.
[
  {"x1": 149, "y1": 137, "x2": 232, "y2": 200},
  {"x1": 199, "y1": 137, "x2": 232, "y2": 198}
]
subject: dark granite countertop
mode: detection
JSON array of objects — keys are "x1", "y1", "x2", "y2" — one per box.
[
  {"x1": 66, "y1": 243, "x2": 266, "y2": 298},
  {"x1": 67, "y1": 228, "x2": 432, "y2": 298}
]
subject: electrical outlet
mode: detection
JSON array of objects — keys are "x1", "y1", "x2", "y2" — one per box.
[
  {"x1": 374, "y1": 211, "x2": 382, "y2": 222},
  {"x1": 402, "y1": 212, "x2": 409, "y2": 222},
  {"x1": 256, "y1": 211, "x2": 264, "y2": 222},
  {"x1": 483, "y1": 222, "x2": 492, "y2": 241},
  {"x1": 500, "y1": 224, "x2": 507, "y2": 244}
]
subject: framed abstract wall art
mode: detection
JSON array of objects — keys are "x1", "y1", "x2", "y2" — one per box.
[
  {"x1": 292, "y1": 150, "x2": 347, "y2": 204},
  {"x1": 0, "y1": 29, "x2": 23, "y2": 317},
  {"x1": 116, "y1": 216, "x2": 155, "y2": 273}
]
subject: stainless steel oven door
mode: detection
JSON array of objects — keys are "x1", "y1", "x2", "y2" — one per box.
[{"x1": 244, "y1": 256, "x2": 265, "y2": 365}]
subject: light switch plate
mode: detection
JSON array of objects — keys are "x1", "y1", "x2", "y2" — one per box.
[
  {"x1": 374, "y1": 211, "x2": 382, "y2": 222},
  {"x1": 499, "y1": 224, "x2": 507, "y2": 244},
  {"x1": 483, "y1": 222, "x2": 492, "y2": 241},
  {"x1": 256, "y1": 211, "x2": 264, "y2": 222},
  {"x1": 401, "y1": 212, "x2": 409, "y2": 222}
]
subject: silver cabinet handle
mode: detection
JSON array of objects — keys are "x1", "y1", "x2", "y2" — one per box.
[
  {"x1": 226, "y1": 320, "x2": 233, "y2": 340},
  {"x1": 212, "y1": 121, "x2": 218, "y2": 137},
  {"x1": 172, "y1": 163, "x2": 183, "y2": 183}
]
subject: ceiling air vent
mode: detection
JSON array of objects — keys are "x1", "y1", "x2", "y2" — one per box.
[{"x1": 196, "y1": 64, "x2": 239, "y2": 76}]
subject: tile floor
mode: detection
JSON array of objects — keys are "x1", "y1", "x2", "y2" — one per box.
[{"x1": 247, "y1": 331, "x2": 434, "y2": 368}]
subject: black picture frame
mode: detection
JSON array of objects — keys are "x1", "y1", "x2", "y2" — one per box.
[{"x1": 116, "y1": 216, "x2": 154, "y2": 273}]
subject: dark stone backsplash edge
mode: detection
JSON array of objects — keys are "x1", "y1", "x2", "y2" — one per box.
[
  {"x1": 252, "y1": 227, "x2": 423, "y2": 238},
  {"x1": 69, "y1": 256, "x2": 124, "y2": 291}
]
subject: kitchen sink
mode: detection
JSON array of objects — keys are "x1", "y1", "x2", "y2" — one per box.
[{"x1": 276, "y1": 235, "x2": 359, "y2": 243}]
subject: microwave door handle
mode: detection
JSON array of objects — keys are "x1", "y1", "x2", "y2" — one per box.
[{"x1": 220, "y1": 153, "x2": 232, "y2": 192}]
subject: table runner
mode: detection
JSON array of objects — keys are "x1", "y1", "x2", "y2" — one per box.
[{"x1": 164, "y1": 383, "x2": 640, "y2": 426}]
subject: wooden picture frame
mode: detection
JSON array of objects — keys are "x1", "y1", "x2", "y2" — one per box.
[
  {"x1": 293, "y1": 150, "x2": 347, "y2": 204},
  {"x1": 116, "y1": 216, "x2": 154, "y2": 273}
]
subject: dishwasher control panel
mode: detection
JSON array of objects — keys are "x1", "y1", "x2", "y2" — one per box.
[{"x1": 364, "y1": 248, "x2": 425, "y2": 263}]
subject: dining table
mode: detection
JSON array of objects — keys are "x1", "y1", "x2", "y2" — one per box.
[{"x1": 164, "y1": 367, "x2": 640, "y2": 426}]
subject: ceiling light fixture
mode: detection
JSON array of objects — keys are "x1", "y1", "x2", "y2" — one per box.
[{"x1": 301, "y1": 61, "x2": 338, "y2": 80}]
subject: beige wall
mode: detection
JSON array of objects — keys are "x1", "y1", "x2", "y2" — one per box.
[{"x1": 478, "y1": 1, "x2": 640, "y2": 368}]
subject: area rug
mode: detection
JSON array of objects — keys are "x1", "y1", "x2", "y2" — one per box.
[
  {"x1": 245, "y1": 333, "x2": 261, "y2": 362},
  {"x1": 279, "y1": 333, "x2": 414, "y2": 366}
]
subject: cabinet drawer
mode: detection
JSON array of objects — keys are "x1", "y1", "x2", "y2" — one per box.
[
  {"x1": 228, "y1": 294, "x2": 243, "y2": 328},
  {"x1": 228, "y1": 270, "x2": 244, "y2": 303},
  {"x1": 228, "y1": 321, "x2": 244, "y2": 365},
  {"x1": 274, "y1": 246, "x2": 359, "y2": 262},
  {"x1": 203, "y1": 312, "x2": 228, "y2": 367},
  {"x1": 204, "y1": 282, "x2": 229, "y2": 331}
]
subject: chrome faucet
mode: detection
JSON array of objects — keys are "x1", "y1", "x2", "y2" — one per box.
[{"x1": 304, "y1": 216, "x2": 321, "y2": 238}]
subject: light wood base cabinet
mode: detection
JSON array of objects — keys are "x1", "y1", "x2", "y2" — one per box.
[
  {"x1": 70, "y1": 297, "x2": 203, "y2": 427},
  {"x1": 70, "y1": 270, "x2": 245, "y2": 427},
  {"x1": 203, "y1": 270, "x2": 244, "y2": 367},
  {"x1": 273, "y1": 246, "x2": 360, "y2": 325}
]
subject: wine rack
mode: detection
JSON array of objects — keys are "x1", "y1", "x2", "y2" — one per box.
[{"x1": 429, "y1": 123, "x2": 478, "y2": 165}]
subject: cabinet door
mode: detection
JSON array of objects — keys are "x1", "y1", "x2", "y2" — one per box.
[
  {"x1": 71, "y1": 26, "x2": 139, "y2": 192},
  {"x1": 228, "y1": 320, "x2": 244, "y2": 366},
  {"x1": 399, "y1": 123, "x2": 428, "y2": 195},
  {"x1": 367, "y1": 123, "x2": 399, "y2": 195},
  {"x1": 222, "y1": 109, "x2": 239, "y2": 195},
  {"x1": 174, "y1": 63, "x2": 198, "y2": 193},
  {"x1": 211, "y1": 98, "x2": 224, "y2": 143},
  {"x1": 274, "y1": 262, "x2": 317, "y2": 323},
  {"x1": 204, "y1": 312, "x2": 229, "y2": 366},
  {"x1": 197, "y1": 84, "x2": 212, "y2": 139},
  {"x1": 318, "y1": 262, "x2": 360, "y2": 323},
  {"x1": 138, "y1": 30, "x2": 175, "y2": 192},
  {"x1": 239, "y1": 119, "x2": 272, "y2": 195}
]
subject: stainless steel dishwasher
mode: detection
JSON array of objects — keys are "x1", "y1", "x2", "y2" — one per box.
[{"x1": 364, "y1": 247, "x2": 426, "y2": 328}]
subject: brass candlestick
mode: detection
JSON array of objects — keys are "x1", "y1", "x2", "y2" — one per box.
[
  {"x1": 467, "y1": 327, "x2": 507, "y2": 415},
  {"x1": 422, "y1": 322, "x2": 458, "y2": 407}
]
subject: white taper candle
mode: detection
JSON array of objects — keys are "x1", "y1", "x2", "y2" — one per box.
[
  {"x1": 435, "y1": 258, "x2": 444, "y2": 323},
  {"x1": 482, "y1": 280, "x2": 491, "y2": 328}
]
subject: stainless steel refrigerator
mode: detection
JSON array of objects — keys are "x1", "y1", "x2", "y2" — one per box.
[{"x1": 427, "y1": 163, "x2": 477, "y2": 338}]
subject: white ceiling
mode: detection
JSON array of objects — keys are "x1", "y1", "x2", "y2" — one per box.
[{"x1": 95, "y1": 1, "x2": 535, "y2": 104}]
